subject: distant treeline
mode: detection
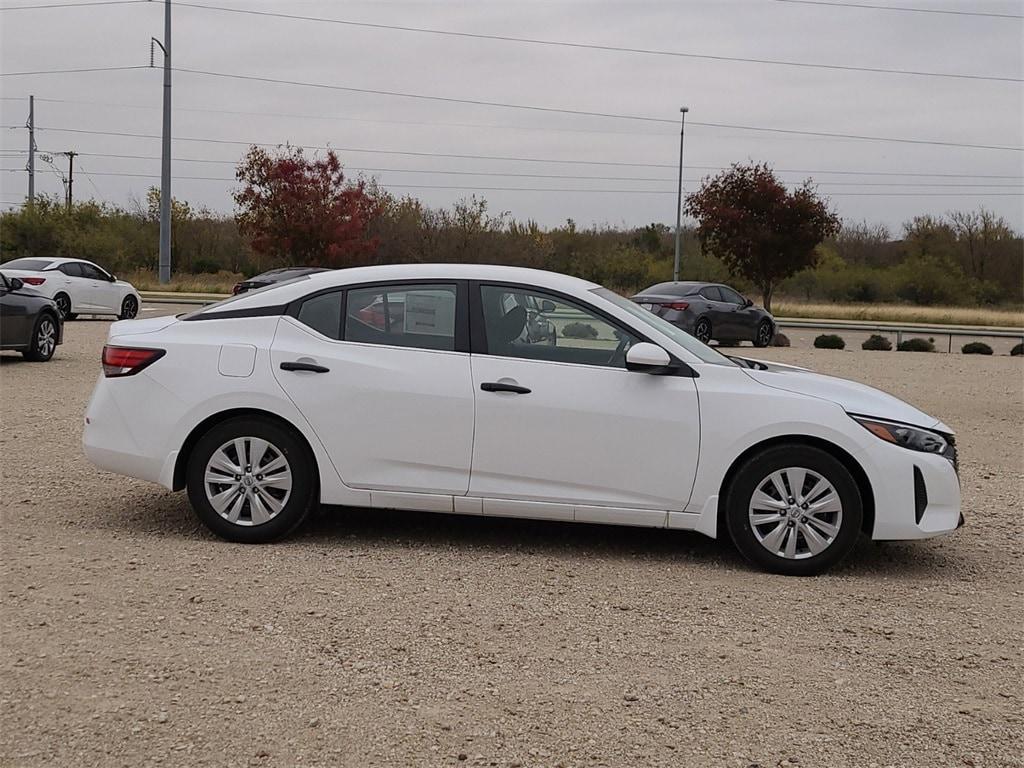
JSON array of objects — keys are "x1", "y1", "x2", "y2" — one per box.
[{"x1": 1, "y1": 193, "x2": 1020, "y2": 305}]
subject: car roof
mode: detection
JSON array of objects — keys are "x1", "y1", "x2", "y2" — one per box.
[
  {"x1": 639, "y1": 281, "x2": 712, "y2": 295},
  {"x1": 200, "y1": 264, "x2": 602, "y2": 312}
]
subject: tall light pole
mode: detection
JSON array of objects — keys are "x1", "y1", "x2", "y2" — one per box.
[
  {"x1": 672, "y1": 106, "x2": 689, "y2": 282},
  {"x1": 27, "y1": 95, "x2": 35, "y2": 207},
  {"x1": 152, "y1": 0, "x2": 172, "y2": 284}
]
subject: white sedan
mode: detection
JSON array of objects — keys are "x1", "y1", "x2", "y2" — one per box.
[
  {"x1": 83, "y1": 265, "x2": 962, "y2": 575},
  {"x1": 0, "y1": 257, "x2": 141, "y2": 320}
]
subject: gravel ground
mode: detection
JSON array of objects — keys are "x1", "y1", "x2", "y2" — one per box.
[{"x1": 2, "y1": 307, "x2": 1022, "y2": 768}]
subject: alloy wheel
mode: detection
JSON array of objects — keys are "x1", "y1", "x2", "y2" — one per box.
[
  {"x1": 55, "y1": 295, "x2": 70, "y2": 319},
  {"x1": 121, "y1": 296, "x2": 138, "y2": 319},
  {"x1": 694, "y1": 319, "x2": 711, "y2": 344},
  {"x1": 203, "y1": 437, "x2": 293, "y2": 526},
  {"x1": 747, "y1": 466, "x2": 843, "y2": 560},
  {"x1": 36, "y1": 319, "x2": 56, "y2": 358},
  {"x1": 757, "y1": 322, "x2": 772, "y2": 346}
]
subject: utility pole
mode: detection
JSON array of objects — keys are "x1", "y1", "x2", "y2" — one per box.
[
  {"x1": 64, "y1": 151, "x2": 78, "y2": 210},
  {"x1": 151, "y1": 0, "x2": 172, "y2": 284},
  {"x1": 672, "y1": 106, "x2": 689, "y2": 282},
  {"x1": 27, "y1": 95, "x2": 35, "y2": 207}
]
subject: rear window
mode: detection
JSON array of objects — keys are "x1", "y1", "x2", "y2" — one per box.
[
  {"x1": 0, "y1": 258, "x2": 55, "y2": 271},
  {"x1": 643, "y1": 282, "x2": 700, "y2": 296}
]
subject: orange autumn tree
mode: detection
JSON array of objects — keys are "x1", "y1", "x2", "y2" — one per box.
[{"x1": 234, "y1": 145, "x2": 381, "y2": 268}]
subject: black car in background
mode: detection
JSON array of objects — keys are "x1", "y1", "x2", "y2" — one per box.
[
  {"x1": 0, "y1": 271, "x2": 63, "y2": 361},
  {"x1": 232, "y1": 267, "x2": 331, "y2": 295},
  {"x1": 631, "y1": 281, "x2": 775, "y2": 347}
]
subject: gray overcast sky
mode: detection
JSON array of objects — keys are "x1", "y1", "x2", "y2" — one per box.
[{"x1": 1, "y1": 0, "x2": 1022, "y2": 232}]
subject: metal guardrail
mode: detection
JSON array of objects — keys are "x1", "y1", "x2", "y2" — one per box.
[
  {"x1": 138, "y1": 292, "x2": 1024, "y2": 351},
  {"x1": 775, "y1": 318, "x2": 1023, "y2": 353}
]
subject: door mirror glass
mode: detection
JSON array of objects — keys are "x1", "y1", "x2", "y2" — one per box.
[
  {"x1": 539, "y1": 299, "x2": 556, "y2": 313},
  {"x1": 625, "y1": 342, "x2": 672, "y2": 373}
]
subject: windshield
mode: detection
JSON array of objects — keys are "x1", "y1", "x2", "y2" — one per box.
[
  {"x1": 592, "y1": 287, "x2": 736, "y2": 366},
  {"x1": 0, "y1": 258, "x2": 55, "y2": 271}
]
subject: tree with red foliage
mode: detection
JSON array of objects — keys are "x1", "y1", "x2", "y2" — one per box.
[
  {"x1": 684, "y1": 163, "x2": 840, "y2": 312},
  {"x1": 234, "y1": 146, "x2": 381, "y2": 268}
]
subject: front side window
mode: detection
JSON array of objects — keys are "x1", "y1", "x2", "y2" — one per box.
[
  {"x1": 296, "y1": 291, "x2": 343, "y2": 339},
  {"x1": 699, "y1": 286, "x2": 723, "y2": 301},
  {"x1": 59, "y1": 262, "x2": 84, "y2": 277},
  {"x1": 345, "y1": 284, "x2": 457, "y2": 351},
  {"x1": 480, "y1": 285, "x2": 639, "y2": 369},
  {"x1": 719, "y1": 286, "x2": 745, "y2": 305},
  {"x1": 79, "y1": 263, "x2": 107, "y2": 280}
]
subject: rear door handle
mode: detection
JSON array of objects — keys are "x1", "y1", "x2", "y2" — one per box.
[
  {"x1": 481, "y1": 381, "x2": 531, "y2": 395},
  {"x1": 280, "y1": 361, "x2": 330, "y2": 373}
]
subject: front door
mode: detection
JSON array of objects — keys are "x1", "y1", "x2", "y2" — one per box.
[
  {"x1": 79, "y1": 262, "x2": 118, "y2": 312},
  {"x1": 270, "y1": 282, "x2": 475, "y2": 495},
  {"x1": 468, "y1": 284, "x2": 700, "y2": 515}
]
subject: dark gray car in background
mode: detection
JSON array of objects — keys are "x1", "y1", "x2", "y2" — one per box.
[
  {"x1": 0, "y1": 271, "x2": 63, "y2": 361},
  {"x1": 630, "y1": 281, "x2": 775, "y2": 347}
]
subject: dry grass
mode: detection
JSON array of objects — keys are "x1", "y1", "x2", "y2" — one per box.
[
  {"x1": 774, "y1": 301, "x2": 1024, "y2": 328},
  {"x1": 127, "y1": 270, "x2": 241, "y2": 294}
]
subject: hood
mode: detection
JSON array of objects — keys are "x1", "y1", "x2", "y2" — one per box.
[
  {"x1": 108, "y1": 315, "x2": 178, "y2": 338},
  {"x1": 741, "y1": 362, "x2": 947, "y2": 432}
]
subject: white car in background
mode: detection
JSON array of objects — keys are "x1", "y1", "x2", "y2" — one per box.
[
  {"x1": 0, "y1": 257, "x2": 140, "y2": 320},
  {"x1": 82, "y1": 265, "x2": 962, "y2": 576}
]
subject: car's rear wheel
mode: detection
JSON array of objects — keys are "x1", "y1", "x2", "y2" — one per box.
[
  {"x1": 694, "y1": 317, "x2": 712, "y2": 345},
  {"x1": 754, "y1": 320, "x2": 773, "y2": 347},
  {"x1": 119, "y1": 295, "x2": 139, "y2": 320},
  {"x1": 53, "y1": 293, "x2": 72, "y2": 320},
  {"x1": 23, "y1": 313, "x2": 57, "y2": 362},
  {"x1": 724, "y1": 444, "x2": 862, "y2": 576},
  {"x1": 186, "y1": 416, "x2": 315, "y2": 543}
]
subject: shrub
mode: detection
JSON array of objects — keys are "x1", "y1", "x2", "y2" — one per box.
[
  {"x1": 191, "y1": 258, "x2": 221, "y2": 274},
  {"x1": 562, "y1": 322, "x2": 598, "y2": 339},
  {"x1": 770, "y1": 332, "x2": 790, "y2": 347},
  {"x1": 862, "y1": 334, "x2": 892, "y2": 351},
  {"x1": 897, "y1": 337, "x2": 935, "y2": 352},
  {"x1": 1012, "y1": 342, "x2": 1023, "y2": 356},
  {"x1": 961, "y1": 341, "x2": 993, "y2": 355},
  {"x1": 814, "y1": 334, "x2": 845, "y2": 349}
]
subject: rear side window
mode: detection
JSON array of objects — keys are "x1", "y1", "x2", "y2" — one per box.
[
  {"x1": 345, "y1": 284, "x2": 457, "y2": 351},
  {"x1": 296, "y1": 291, "x2": 343, "y2": 339},
  {"x1": 699, "y1": 286, "x2": 723, "y2": 301},
  {"x1": 1, "y1": 258, "x2": 54, "y2": 271}
]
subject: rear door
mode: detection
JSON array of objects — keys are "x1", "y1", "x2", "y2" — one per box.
[
  {"x1": 270, "y1": 282, "x2": 476, "y2": 496},
  {"x1": 55, "y1": 262, "x2": 94, "y2": 310}
]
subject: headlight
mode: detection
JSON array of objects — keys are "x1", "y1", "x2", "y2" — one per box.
[{"x1": 851, "y1": 415, "x2": 948, "y2": 455}]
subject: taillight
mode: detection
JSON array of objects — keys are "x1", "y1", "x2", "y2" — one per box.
[
  {"x1": 102, "y1": 346, "x2": 165, "y2": 377},
  {"x1": 21, "y1": 276, "x2": 45, "y2": 286},
  {"x1": 660, "y1": 301, "x2": 689, "y2": 311}
]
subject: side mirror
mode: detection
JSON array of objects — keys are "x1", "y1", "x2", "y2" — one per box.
[
  {"x1": 743, "y1": 297, "x2": 753, "y2": 308},
  {"x1": 625, "y1": 342, "x2": 673, "y2": 374},
  {"x1": 108, "y1": 274, "x2": 117, "y2": 282},
  {"x1": 539, "y1": 299, "x2": 556, "y2": 313},
  {"x1": 8, "y1": 277, "x2": 24, "y2": 291}
]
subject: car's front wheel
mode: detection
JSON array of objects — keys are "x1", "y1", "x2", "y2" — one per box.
[
  {"x1": 724, "y1": 444, "x2": 862, "y2": 576},
  {"x1": 186, "y1": 416, "x2": 316, "y2": 543},
  {"x1": 119, "y1": 295, "x2": 139, "y2": 320},
  {"x1": 23, "y1": 313, "x2": 58, "y2": 362},
  {"x1": 53, "y1": 293, "x2": 73, "y2": 321},
  {"x1": 754, "y1": 320, "x2": 773, "y2": 347}
]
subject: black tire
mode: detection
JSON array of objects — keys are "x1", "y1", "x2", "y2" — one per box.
[
  {"x1": 754, "y1": 320, "x2": 774, "y2": 348},
  {"x1": 186, "y1": 416, "x2": 316, "y2": 543},
  {"x1": 119, "y1": 295, "x2": 139, "y2": 320},
  {"x1": 693, "y1": 317, "x2": 712, "y2": 345},
  {"x1": 724, "y1": 444, "x2": 863, "y2": 576},
  {"x1": 53, "y1": 293, "x2": 72, "y2": 320},
  {"x1": 22, "y1": 312, "x2": 58, "y2": 362}
]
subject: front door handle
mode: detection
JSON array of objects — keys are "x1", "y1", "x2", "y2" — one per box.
[
  {"x1": 481, "y1": 381, "x2": 531, "y2": 395},
  {"x1": 280, "y1": 361, "x2": 330, "y2": 373}
]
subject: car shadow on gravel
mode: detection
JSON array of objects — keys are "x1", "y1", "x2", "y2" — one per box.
[{"x1": 102, "y1": 492, "x2": 966, "y2": 578}]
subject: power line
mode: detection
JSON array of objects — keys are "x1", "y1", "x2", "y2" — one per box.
[
  {"x1": 0, "y1": 65, "x2": 149, "y2": 77},
  {"x1": 0, "y1": 0, "x2": 145, "y2": 10},
  {"x1": 172, "y1": 68, "x2": 1024, "y2": 152},
  {"x1": 773, "y1": 0, "x2": 1024, "y2": 19},
  {"x1": 173, "y1": 1, "x2": 1020, "y2": 83},
  {"x1": 16, "y1": 126, "x2": 1024, "y2": 177}
]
